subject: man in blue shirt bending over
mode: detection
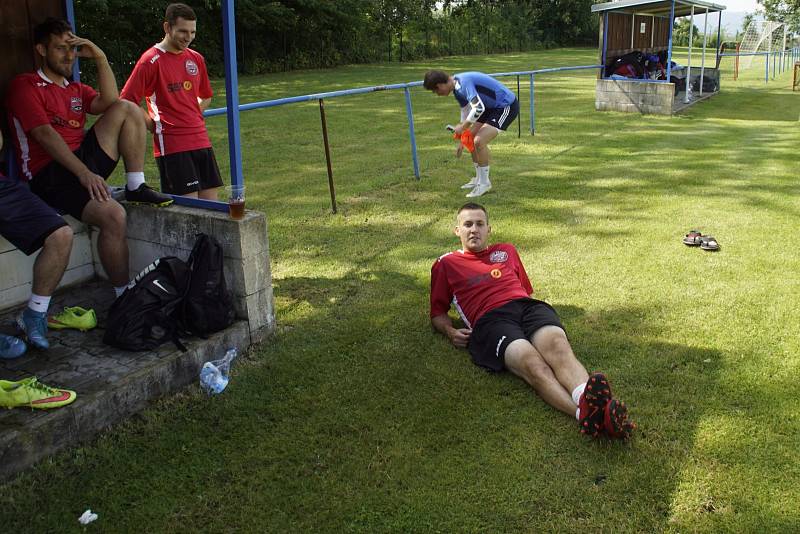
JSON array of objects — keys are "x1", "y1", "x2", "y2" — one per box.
[{"x1": 424, "y1": 70, "x2": 519, "y2": 198}]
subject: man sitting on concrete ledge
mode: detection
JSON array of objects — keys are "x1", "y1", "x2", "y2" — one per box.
[
  {"x1": 6, "y1": 18, "x2": 172, "y2": 302},
  {"x1": 0, "y1": 130, "x2": 73, "y2": 357}
]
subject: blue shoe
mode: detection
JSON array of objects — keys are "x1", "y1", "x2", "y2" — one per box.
[
  {"x1": 0, "y1": 334, "x2": 27, "y2": 359},
  {"x1": 16, "y1": 308, "x2": 49, "y2": 350}
]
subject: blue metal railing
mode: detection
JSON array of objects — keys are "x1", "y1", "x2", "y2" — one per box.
[
  {"x1": 203, "y1": 64, "x2": 603, "y2": 188},
  {"x1": 718, "y1": 48, "x2": 800, "y2": 83}
]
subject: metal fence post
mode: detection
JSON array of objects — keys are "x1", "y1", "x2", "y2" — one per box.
[
  {"x1": 529, "y1": 74, "x2": 535, "y2": 135},
  {"x1": 318, "y1": 99, "x2": 337, "y2": 213},
  {"x1": 403, "y1": 87, "x2": 420, "y2": 180}
]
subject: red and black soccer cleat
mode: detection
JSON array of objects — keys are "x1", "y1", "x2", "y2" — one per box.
[
  {"x1": 604, "y1": 398, "x2": 636, "y2": 439},
  {"x1": 578, "y1": 372, "x2": 613, "y2": 438}
]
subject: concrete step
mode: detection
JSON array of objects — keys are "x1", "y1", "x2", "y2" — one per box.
[{"x1": 0, "y1": 279, "x2": 251, "y2": 481}]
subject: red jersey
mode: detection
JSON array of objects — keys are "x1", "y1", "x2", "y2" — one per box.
[
  {"x1": 6, "y1": 70, "x2": 97, "y2": 180},
  {"x1": 121, "y1": 45, "x2": 213, "y2": 157},
  {"x1": 430, "y1": 243, "x2": 533, "y2": 328}
]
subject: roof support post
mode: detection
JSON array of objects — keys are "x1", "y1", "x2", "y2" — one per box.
[
  {"x1": 221, "y1": 0, "x2": 244, "y2": 189},
  {"x1": 685, "y1": 5, "x2": 695, "y2": 104},
  {"x1": 666, "y1": 0, "x2": 676, "y2": 84},
  {"x1": 700, "y1": 7, "x2": 708, "y2": 95}
]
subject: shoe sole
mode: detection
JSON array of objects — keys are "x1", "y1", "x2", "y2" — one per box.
[
  {"x1": 48, "y1": 322, "x2": 95, "y2": 332},
  {"x1": 579, "y1": 373, "x2": 613, "y2": 438},
  {"x1": 606, "y1": 398, "x2": 636, "y2": 439}
]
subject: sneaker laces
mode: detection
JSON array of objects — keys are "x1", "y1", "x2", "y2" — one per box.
[{"x1": 19, "y1": 378, "x2": 60, "y2": 404}]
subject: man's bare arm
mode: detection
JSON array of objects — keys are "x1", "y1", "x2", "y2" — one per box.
[
  {"x1": 198, "y1": 97, "x2": 212, "y2": 111},
  {"x1": 431, "y1": 313, "x2": 471, "y2": 349},
  {"x1": 30, "y1": 124, "x2": 110, "y2": 201},
  {"x1": 66, "y1": 33, "x2": 118, "y2": 113}
]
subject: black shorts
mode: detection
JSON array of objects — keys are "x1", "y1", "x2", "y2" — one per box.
[
  {"x1": 468, "y1": 298, "x2": 565, "y2": 372},
  {"x1": 30, "y1": 127, "x2": 118, "y2": 220},
  {"x1": 156, "y1": 148, "x2": 223, "y2": 195},
  {"x1": 478, "y1": 99, "x2": 519, "y2": 131},
  {"x1": 0, "y1": 178, "x2": 68, "y2": 255}
]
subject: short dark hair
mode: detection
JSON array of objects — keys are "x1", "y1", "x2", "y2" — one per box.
[
  {"x1": 457, "y1": 202, "x2": 488, "y2": 223},
  {"x1": 33, "y1": 18, "x2": 73, "y2": 46},
  {"x1": 165, "y1": 3, "x2": 197, "y2": 25},
  {"x1": 423, "y1": 70, "x2": 449, "y2": 90}
]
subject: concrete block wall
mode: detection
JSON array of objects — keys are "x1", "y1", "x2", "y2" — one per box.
[
  {"x1": 595, "y1": 79, "x2": 675, "y2": 115},
  {"x1": 0, "y1": 217, "x2": 95, "y2": 311},
  {"x1": 119, "y1": 204, "x2": 275, "y2": 344},
  {"x1": 2, "y1": 204, "x2": 274, "y2": 344}
]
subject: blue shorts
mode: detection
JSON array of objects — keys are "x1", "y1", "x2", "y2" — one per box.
[
  {"x1": 30, "y1": 127, "x2": 118, "y2": 220},
  {"x1": 468, "y1": 298, "x2": 564, "y2": 372},
  {"x1": 0, "y1": 177, "x2": 68, "y2": 255},
  {"x1": 478, "y1": 99, "x2": 519, "y2": 131}
]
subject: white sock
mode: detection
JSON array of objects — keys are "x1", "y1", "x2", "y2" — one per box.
[
  {"x1": 28, "y1": 294, "x2": 51, "y2": 314},
  {"x1": 478, "y1": 166, "x2": 490, "y2": 186},
  {"x1": 573, "y1": 382, "x2": 586, "y2": 423},
  {"x1": 114, "y1": 285, "x2": 128, "y2": 297},
  {"x1": 125, "y1": 172, "x2": 145, "y2": 191}
]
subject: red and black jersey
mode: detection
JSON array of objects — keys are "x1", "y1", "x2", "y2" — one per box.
[
  {"x1": 430, "y1": 243, "x2": 533, "y2": 328},
  {"x1": 121, "y1": 45, "x2": 212, "y2": 157},
  {"x1": 6, "y1": 70, "x2": 97, "y2": 180}
]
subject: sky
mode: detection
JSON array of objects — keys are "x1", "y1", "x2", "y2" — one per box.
[{"x1": 720, "y1": 0, "x2": 760, "y2": 11}]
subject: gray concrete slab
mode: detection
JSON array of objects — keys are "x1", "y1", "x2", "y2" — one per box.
[{"x1": 0, "y1": 279, "x2": 251, "y2": 481}]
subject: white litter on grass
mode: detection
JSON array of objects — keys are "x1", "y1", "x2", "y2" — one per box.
[
  {"x1": 78, "y1": 509, "x2": 98, "y2": 525},
  {"x1": 703, "y1": 359, "x2": 712, "y2": 363}
]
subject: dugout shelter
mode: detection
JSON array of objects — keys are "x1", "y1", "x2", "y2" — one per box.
[{"x1": 592, "y1": 0, "x2": 726, "y2": 114}]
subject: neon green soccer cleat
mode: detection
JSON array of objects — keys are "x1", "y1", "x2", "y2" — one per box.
[
  {"x1": 48, "y1": 306, "x2": 98, "y2": 331},
  {"x1": 0, "y1": 377, "x2": 77, "y2": 409}
]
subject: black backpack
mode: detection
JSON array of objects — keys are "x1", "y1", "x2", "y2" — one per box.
[
  {"x1": 103, "y1": 257, "x2": 189, "y2": 351},
  {"x1": 181, "y1": 234, "x2": 235, "y2": 337}
]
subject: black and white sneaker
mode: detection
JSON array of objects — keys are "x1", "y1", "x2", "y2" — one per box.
[{"x1": 125, "y1": 184, "x2": 173, "y2": 207}]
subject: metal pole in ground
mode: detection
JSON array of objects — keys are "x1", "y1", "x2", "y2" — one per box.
[
  {"x1": 318, "y1": 99, "x2": 337, "y2": 214},
  {"x1": 529, "y1": 74, "x2": 536, "y2": 135},
  {"x1": 403, "y1": 87, "x2": 420, "y2": 180},
  {"x1": 517, "y1": 75, "x2": 521, "y2": 138}
]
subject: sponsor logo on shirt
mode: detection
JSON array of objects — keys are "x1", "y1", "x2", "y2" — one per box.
[
  {"x1": 490, "y1": 269, "x2": 502, "y2": 279},
  {"x1": 489, "y1": 250, "x2": 508, "y2": 263},
  {"x1": 70, "y1": 97, "x2": 83, "y2": 113},
  {"x1": 68, "y1": 119, "x2": 81, "y2": 128},
  {"x1": 150, "y1": 53, "x2": 161, "y2": 64},
  {"x1": 167, "y1": 82, "x2": 183, "y2": 93},
  {"x1": 185, "y1": 59, "x2": 198, "y2": 76},
  {"x1": 183, "y1": 81, "x2": 193, "y2": 91}
]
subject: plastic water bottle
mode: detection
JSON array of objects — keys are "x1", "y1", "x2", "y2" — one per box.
[{"x1": 199, "y1": 348, "x2": 237, "y2": 395}]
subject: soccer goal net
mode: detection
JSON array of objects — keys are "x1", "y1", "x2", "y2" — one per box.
[{"x1": 739, "y1": 20, "x2": 786, "y2": 69}]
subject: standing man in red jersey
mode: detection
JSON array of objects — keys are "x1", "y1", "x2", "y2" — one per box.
[{"x1": 121, "y1": 3, "x2": 223, "y2": 200}]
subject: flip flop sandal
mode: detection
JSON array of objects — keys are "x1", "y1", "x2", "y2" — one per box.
[
  {"x1": 699, "y1": 236, "x2": 720, "y2": 251},
  {"x1": 682, "y1": 229, "x2": 702, "y2": 246}
]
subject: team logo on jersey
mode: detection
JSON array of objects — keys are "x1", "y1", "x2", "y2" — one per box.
[
  {"x1": 70, "y1": 97, "x2": 83, "y2": 113},
  {"x1": 183, "y1": 81, "x2": 193, "y2": 91},
  {"x1": 489, "y1": 250, "x2": 508, "y2": 263},
  {"x1": 68, "y1": 119, "x2": 81, "y2": 128},
  {"x1": 490, "y1": 269, "x2": 502, "y2": 279},
  {"x1": 185, "y1": 59, "x2": 198, "y2": 76}
]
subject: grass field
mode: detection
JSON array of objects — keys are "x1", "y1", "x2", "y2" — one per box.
[{"x1": 3, "y1": 47, "x2": 800, "y2": 532}]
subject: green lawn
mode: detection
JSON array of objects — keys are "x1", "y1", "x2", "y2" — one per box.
[{"x1": 4, "y1": 47, "x2": 800, "y2": 532}]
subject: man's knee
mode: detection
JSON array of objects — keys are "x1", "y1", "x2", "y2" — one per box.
[
  {"x1": 532, "y1": 325, "x2": 572, "y2": 354},
  {"x1": 86, "y1": 201, "x2": 127, "y2": 234},
  {"x1": 44, "y1": 225, "x2": 74, "y2": 254}
]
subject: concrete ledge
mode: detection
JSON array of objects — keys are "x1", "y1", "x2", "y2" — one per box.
[
  {"x1": 0, "y1": 280, "x2": 251, "y2": 480},
  {"x1": 595, "y1": 79, "x2": 674, "y2": 115}
]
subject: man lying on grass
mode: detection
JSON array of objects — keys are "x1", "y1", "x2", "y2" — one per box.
[{"x1": 430, "y1": 203, "x2": 635, "y2": 439}]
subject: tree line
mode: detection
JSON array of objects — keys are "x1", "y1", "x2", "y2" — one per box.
[{"x1": 74, "y1": 0, "x2": 598, "y2": 82}]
